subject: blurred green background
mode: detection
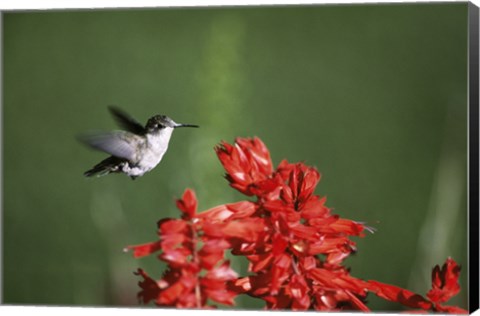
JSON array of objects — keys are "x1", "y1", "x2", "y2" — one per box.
[{"x1": 3, "y1": 3, "x2": 469, "y2": 311}]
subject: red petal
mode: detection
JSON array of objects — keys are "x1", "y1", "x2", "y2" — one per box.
[
  {"x1": 248, "y1": 273, "x2": 274, "y2": 296},
  {"x1": 200, "y1": 238, "x2": 231, "y2": 253},
  {"x1": 222, "y1": 219, "x2": 265, "y2": 241},
  {"x1": 199, "y1": 251, "x2": 225, "y2": 270},
  {"x1": 308, "y1": 214, "x2": 340, "y2": 231},
  {"x1": 227, "y1": 201, "x2": 257, "y2": 219},
  {"x1": 161, "y1": 233, "x2": 187, "y2": 251},
  {"x1": 262, "y1": 199, "x2": 295, "y2": 214},
  {"x1": 263, "y1": 290, "x2": 292, "y2": 309},
  {"x1": 329, "y1": 218, "x2": 365, "y2": 236},
  {"x1": 325, "y1": 250, "x2": 352, "y2": 265},
  {"x1": 199, "y1": 239, "x2": 230, "y2": 270},
  {"x1": 301, "y1": 196, "x2": 330, "y2": 219},
  {"x1": 202, "y1": 221, "x2": 224, "y2": 238},
  {"x1": 205, "y1": 261, "x2": 238, "y2": 281},
  {"x1": 288, "y1": 166, "x2": 299, "y2": 200},
  {"x1": 227, "y1": 277, "x2": 252, "y2": 293},
  {"x1": 299, "y1": 166, "x2": 320, "y2": 201},
  {"x1": 309, "y1": 268, "x2": 368, "y2": 296},
  {"x1": 299, "y1": 256, "x2": 317, "y2": 271},
  {"x1": 176, "y1": 189, "x2": 197, "y2": 219},
  {"x1": 249, "y1": 253, "x2": 274, "y2": 272},
  {"x1": 158, "y1": 219, "x2": 188, "y2": 235},
  {"x1": 435, "y1": 304, "x2": 469, "y2": 314},
  {"x1": 280, "y1": 184, "x2": 294, "y2": 204},
  {"x1": 250, "y1": 178, "x2": 280, "y2": 196},
  {"x1": 288, "y1": 274, "x2": 309, "y2": 300},
  {"x1": 345, "y1": 290, "x2": 370, "y2": 312},
  {"x1": 272, "y1": 234, "x2": 288, "y2": 256},
  {"x1": 288, "y1": 222, "x2": 319, "y2": 241},
  {"x1": 230, "y1": 182, "x2": 253, "y2": 196},
  {"x1": 134, "y1": 268, "x2": 160, "y2": 304},
  {"x1": 308, "y1": 237, "x2": 352, "y2": 255},
  {"x1": 158, "y1": 280, "x2": 185, "y2": 305},
  {"x1": 237, "y1": 137, "x2": 273, "y2": 175},
  {"x1": 368, "y1": 280, "x2": 432, "y2": 310},
  {"x1": 126, "y1": 241, "x2": 162, "y2": 258},
  {"x1": 196, "y1": 204, "x2": 233, "y2": 221},
  {"x1": 289, "y1": 275, "x2": 311, "y2": 310},
  {"x1": 203, "y1": 289, "x2": 237, "y2": 306},
  {"x1": 159, "y1": 248, "x2": 191, "y2": 266},
  {"x1": 270, "y1": 254, "x2": 292, "y2": 294}
]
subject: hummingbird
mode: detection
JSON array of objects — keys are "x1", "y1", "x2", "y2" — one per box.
[{"x1": 80, "y1": 106, "x2": 199, "y2": 180}]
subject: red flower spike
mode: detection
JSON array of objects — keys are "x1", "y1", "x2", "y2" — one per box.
[
  {"x1": 127, "y1": 137, "x2": 466, "y2": 312},
  {"x1": 427, "y1": 257, "x2": 461, "y2": 304}
]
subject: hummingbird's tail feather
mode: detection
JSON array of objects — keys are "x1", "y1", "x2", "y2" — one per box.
[
  {"x1": 84, "y1": 167, "x2": 111, "y2": 177},
  {"x1": 84, "y1": 156, "x2": 125, "y2": 178}
]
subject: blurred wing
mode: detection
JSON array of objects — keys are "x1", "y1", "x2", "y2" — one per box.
[
  {"x1": 108, "y1": 106, "x2": 145, "y2": 135},
  {"x1": 79, "y1": 131, "x2": 141, "y2": 161}
]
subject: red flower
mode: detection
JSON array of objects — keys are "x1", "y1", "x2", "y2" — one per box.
[
  {"x1": 427, "y1": 257, "x2": 461, "y2": 304},
  {"x1": 127, "y1": 137, "x2": 466, "y2": 313},
  {"x1": 367, "y1": 258, "x2": 467, "y2": 313},
  {"x1": 215, "y1": 137, "x2": 276, "y2": 196},
  {"x1": 176, "y1": 189, "x2": 197, "y2": 219}
]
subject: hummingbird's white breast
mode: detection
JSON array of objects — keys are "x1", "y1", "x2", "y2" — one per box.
[{"x1": 122, "y1": 127, "x2": 174, "y2": 177}]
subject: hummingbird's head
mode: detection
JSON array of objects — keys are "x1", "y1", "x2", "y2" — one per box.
[{"x1": 145, "y1": 115, "x2": 199, "y2": 132}]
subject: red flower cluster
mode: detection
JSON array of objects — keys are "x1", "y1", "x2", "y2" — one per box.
[
  {"x1": 127, "y1": 137, "x2": 467, "y2": 313},
  {"x1": 127, "y1": 190, "x2": 239, "y2": 308}
]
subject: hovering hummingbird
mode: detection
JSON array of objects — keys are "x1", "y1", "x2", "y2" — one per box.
[{"x1": 80, "y1": 106, "x2": 199, "y2": 180}]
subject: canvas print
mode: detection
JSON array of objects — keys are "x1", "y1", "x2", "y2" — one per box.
[{"x1": 2, "y1": 2, "x2": 478, "y2": 313}]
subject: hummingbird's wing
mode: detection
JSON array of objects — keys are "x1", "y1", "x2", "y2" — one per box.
[
  {"x1": 78, "y1": 131, "x2": 142, "y2": 162},
  {"x1": 108, "y1": 106, "x2": 146, "y2": 135}
]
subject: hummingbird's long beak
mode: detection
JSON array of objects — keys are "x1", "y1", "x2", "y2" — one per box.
[{"x1": 174, "y1": 123, "x2": 199, "y2": 128}]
